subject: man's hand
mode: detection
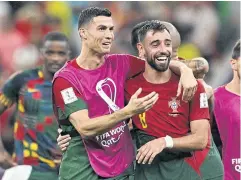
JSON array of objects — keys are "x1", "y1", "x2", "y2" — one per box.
[
  {"x1": 0, "y1": 150, "x2": 17, "y2": 168},
  {"x1": 57, "y1": 129, "x2": 71, "y2": 152},
  {"x1": 136, "y1": 137, "x2": 166, "y2": 165},
  {"x1": 125, "y1": 88, "x2": 159, "y2": 117},
  {"x1": 177, "y1": 67, "x2": 197, "y2": 102}
]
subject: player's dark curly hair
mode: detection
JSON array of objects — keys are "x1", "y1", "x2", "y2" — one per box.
[
  {"x1": 78, "y1": 7, "x2": 111, "y2": 30},
  {"x1": 232, "y1": 39, "x2": 240, "y2": 60},
  {"x1": 131, "y1": 21, "x2": 150, "y2": 53},
  {"x1": 137, "y1": 21, "x2": 170, "y2": 43}
]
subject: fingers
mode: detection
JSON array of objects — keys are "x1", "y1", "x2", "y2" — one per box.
[
  {"x1": 136, "y1": 145, "x2": 149, "y2": 164},
  {"x1": 176, "y1": 81, "x2": 182, "y2": 97},
  {"x1": 57, "y1": 135, "x2": 71, "y2": 145},
  {"x1": 131, "y1": 88, "x2": 142, "y2": 99},
  {"x1": 142, "y1": 93, "x2": 159, "y2": 107},
  {"x1": 57, "y1": 134, "x2": 71, "y2": 151},
  {"x1": 148, "y1": 152, "x2": 158, "y2": 164},
  {"x1": 142, "y1": 150, "x2": 153, "y2": 164},
  {"x1": 58, "y1": 128, "x2": 62, "y2": 134},
  {"x1": 182, "y1": 84, "x2": 197, "y2": 101},
  {"x1": 59, "y1": 142, "x2": 69, "y2": 151},
  {"x1": 144, "y1": 97, "x2": 159, "y2": 111},
  {"x1": 182, "y1": 88, "x2": 191, "y2": 102},
  {"x1": 138, "y1": 91, "x2": 157, "y2": 102}
]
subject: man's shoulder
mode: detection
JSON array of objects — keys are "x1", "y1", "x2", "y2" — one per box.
[
  {"x1": 7, "y1": 67, "x2": 39, "y2": 83},
  {"x1": 53, "y1": 60, "x2": 77, "y2": 80},
  {"x1": 214, "y1": 86, "x2": 225, "y2": 96}
]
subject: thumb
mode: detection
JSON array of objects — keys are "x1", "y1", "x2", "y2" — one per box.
[
  {"x1": 58, "y1": 128, "x2": 62, "y2": 134},
  {"x1": 131, "y1": 88, "x2": 142, "y2": 99},
  {"x1": 176, "y1": 82, "x2": 182, "y2": 97}
]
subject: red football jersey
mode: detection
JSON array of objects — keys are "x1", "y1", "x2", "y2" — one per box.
[{"x1": 125, "y1": 72, "x2": 210, "y2": 138}]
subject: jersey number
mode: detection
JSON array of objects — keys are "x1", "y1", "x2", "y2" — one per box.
[{"x1": 139, "y1": 112, "x2": 147, "y2": 128}]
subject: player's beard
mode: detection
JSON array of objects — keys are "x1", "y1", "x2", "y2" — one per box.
[{"x1": 146, "y1": 51, "x2": 171, "y2": 72}]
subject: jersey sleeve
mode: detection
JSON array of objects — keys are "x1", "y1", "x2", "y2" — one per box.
[
  {"x1": 123, "y1": 54, "x2": 145, "y2": 79},
  {"x1": 52, "y1": 77, "x2": 87, "y2": 123},
  {"x1": 189, "y1": 81, "x2": 210, "y2": 121},
  {"x1": 0, "y1": 71, "x2": 25, "y2": 107}
]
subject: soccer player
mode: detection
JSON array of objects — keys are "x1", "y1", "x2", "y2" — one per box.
[
  {"x1": 125, "y1": 21, "x2": 223, "y2": 180},
  {"x1": 214, "y1": 40, "x2": 240, "y2": 180},
  {"x1": 0, "y1": 32, "x2": 70, "y2": 179},
  {"x1": 52, "y1": 7, "x2": 197, "y2": 180}
]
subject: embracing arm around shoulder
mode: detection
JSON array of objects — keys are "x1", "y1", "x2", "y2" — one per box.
[
  {"x1": 53, "y1": 77, "x2": 159, "y2": 138},
  {"x1": 180, "y1": 57, "x2": 209, "y2": 79}
]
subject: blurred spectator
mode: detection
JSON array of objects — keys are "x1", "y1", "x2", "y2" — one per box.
[
  {"x1": 44, "y1": 2, "x2": 73, "y2": 37},
  {"x1": 173, "y1": 2, "x2": 220, "y2": 60},
  {"x1": 0, "y1": 2, "x2": 27, "y2": 78}
]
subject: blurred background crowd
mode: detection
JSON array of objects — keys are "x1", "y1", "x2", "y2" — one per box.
[{"x1": 0, "y1": 1, "x2": 240, "y2": 154}]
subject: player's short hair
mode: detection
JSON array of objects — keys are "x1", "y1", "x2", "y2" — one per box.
[
  {"x1": 78, "y1": 7, "x2": 111, "y2": 30},
  {"x1": 232, "y1": 39, "x2": 240, "y2": 60},
  {"x1": 137, "y1": 21, "x2": 170, "y2": 43},
  {"x1": 42, "y1": 31, "x2": 69, "y2": 45},
  {"x1": 131, "y1": 21, "x2": 150, "y2": 53}
]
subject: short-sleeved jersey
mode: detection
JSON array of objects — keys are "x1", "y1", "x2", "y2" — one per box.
[
  {"x1": 0, "y1": 67, "x2": 60, "y2": 177},
  {"x1": 125, "y1": 72, "x2": 210, "y2": 138},
  {"x1": 214, "y1": 86, "x2": 240, "y2": 180},
  {"x1": 52, "y1": 54, "x2": 145, "y2": 179},
  {"x1": 125, "y1": 72, "x2": 223, "y2": 179}
]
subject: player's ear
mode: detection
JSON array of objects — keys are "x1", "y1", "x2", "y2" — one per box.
[
  {"x1": 230, "y1": 59, "x2": 237, "y2": 70},
  {"x1": 137, "y1": 43, "x2": 145, "y2": 59},
  {"x1": 79, "y1": 28, "x2": 87, "y2": 40}
]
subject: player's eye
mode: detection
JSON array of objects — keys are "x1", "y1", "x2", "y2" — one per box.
[{"x1": 46, "y1": 51, "x2": 54, "y2": 55}]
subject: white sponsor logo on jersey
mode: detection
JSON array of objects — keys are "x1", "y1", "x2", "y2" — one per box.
[
  {"x1": 232, "y1": 158, "x2": 241, "y2": 173},
  {"x1": 200, "y1": 93, "x2": 208, "y2": 108},
  {"x1": 61, "y1": 87, "x2": 78, "y2": 104}
]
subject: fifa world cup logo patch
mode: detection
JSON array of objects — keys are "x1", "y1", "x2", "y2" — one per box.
[{"x1": 168, "y1": 97, "x2": 180, "y2": 117}]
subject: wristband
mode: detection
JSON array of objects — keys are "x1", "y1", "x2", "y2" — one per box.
[{"x1": 164, "y1": 135, "x2": 174, "y2": 148}]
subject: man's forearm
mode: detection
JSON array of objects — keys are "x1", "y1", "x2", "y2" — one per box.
[
  {"x1": 171, "y1": 132, "x2": 208, "y2": 151},
  {"x1": 71, "y1": 107, "x2": 132, "y2": 137},
  {"x1": 180, "y1": 58, "x2": 209, "y2": 79},
  {"x1": 169, "y1": 60, "x2": 190, "y2": 75}
]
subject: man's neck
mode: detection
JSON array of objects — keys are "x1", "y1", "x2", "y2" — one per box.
[
  {"x1": 42, "y1": 66, "x2": 54, "y2": 81},
  {"x1": 143, "y1": 64, "x2": 172, "y2": 84},
  {"x1": 226, "y1": 73, "x2": 240, "y2": 96},
  {"x1": 76, "y1": 46, "x2": 105, "y2": 70}
]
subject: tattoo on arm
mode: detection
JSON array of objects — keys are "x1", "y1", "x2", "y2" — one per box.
[{"x1": 180, "y1": 58, "x2": 209, "y2": 79}]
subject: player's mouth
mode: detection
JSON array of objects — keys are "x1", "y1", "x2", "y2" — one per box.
[
  {"x1": 102, "y1": 42, "x2": 111, "y2": 48},
  {"x1": 155, "y1": 56, "x2": 168, "y2": 62}
]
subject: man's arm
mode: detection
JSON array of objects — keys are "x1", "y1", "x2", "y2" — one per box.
[
  {"x1": 126, "y1": 55, "x2": 198, "y2": 101},
  {"x1": 70, "y1": 88, "x2": 158, "y2": 137},
  {"x1": 136, "y1": 120, "x2": 209, "y2": 164},
  {"x1": 53, "y1": 77, "x2": 158, "y2": 138},
  {"x1": 172, "y1": 120, "x2": 209, "y2": 150},
  {"x1": 169, "y1": 60, "x2": 198, "y2": 101},
  {"x1": 136, "y1": 81, "x2": 210, "y2": 164},
  {"x1": 0, "y1": 71, "x2": 24, "y2": 167},
  {"x1": 179, "y1": 57, "x2": 209, "y2": 79}
]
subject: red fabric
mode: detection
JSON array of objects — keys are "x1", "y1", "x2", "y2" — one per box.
[
  {"x1": 53, "y1": 76, "x2": 83, "y2": 112},
  {"x1": 184, "y1": 130, "x2": 212, "y2": 175},
  {"x1": 125, "y1": 73, "x2": 210, "y2": 138},
  {"x1": 126, "y1": 55, "x2": 145, "y2": 78}
]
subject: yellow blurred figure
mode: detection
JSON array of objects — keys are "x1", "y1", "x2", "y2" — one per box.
[
  {"x1": 178, "y1": 43, "x2": 201, "y2": 60},
  {"x1": 45, "y1": 2, "x2": 72, "y2": 36}
]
